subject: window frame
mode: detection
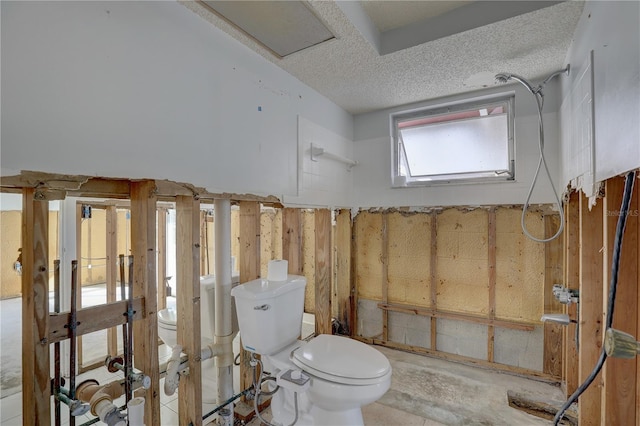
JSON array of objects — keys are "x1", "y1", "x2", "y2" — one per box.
[{"x1": 391, "y1": 93, "x2": 516, "y2": 187}]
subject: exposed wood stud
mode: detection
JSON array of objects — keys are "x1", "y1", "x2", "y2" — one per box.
[
  {"x1": 378, "y1": 302, "x2": 535, "y2": 331},
  {"x1": 21, "y1": 188, "x2": 51, "y2": 425},
  {"x1": 381, "y1": 212, "x2": 389, "y2": 341},
  {"x1": 106, "y1": 205, "x2": 118, "y2": 356},
  {"x1": 176, "y1": 195, "x2": 202, "y2": 426},
  {"x1": 315, "y1": 209, "x2": 332, "y2": 335},
  {"x1": 157, "y1": 207, "x2": 168, "y2": 311},
  {"x1": 601, "y1": 176, "x2": 638, "y2": 425},
  {"x1": 488, "y1": 208, "x2": 496, "y2": 362},
  {"x1": 564, "y1": 191, "x2": 580, "y2": 396},
  {"x1": 335, "y1": 210, "x2": 352, "y2": 334},
  {"x1": 130, "y1": 181, "x2": 161, "y2": 425},
  {"x1": 544, "y1": 213, "x2": 564, "y2": 378},
  {"x1": 75, "y1": 202, "x2": 84, "y2": 368},
  {"x1": 578, "y1": 190, "x2": 604, "y2": 425},
  {"x1": 239, "y1": 201, "x2": 261, "y2": 402},
  {"x1": 282, "y1": 208, "x2": 302, "y2": 274},
  {"x1": 350, "y1": 210, "x2": 359, "y2": 337},
  {"x1": 430, "y1": 212, "x2": 438, "y2": 350}
]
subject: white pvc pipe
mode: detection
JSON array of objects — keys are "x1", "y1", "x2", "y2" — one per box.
[
  {"x1": 127, "y1": 397, "x2": 145, "y2": 426},
  {"x1": 214, "y1": 198, "x2": 234, "y2": 426}
]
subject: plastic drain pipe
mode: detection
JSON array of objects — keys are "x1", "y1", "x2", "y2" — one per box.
[{"x1": 214, "y1": 198, "x2": 234, "y2": 426}]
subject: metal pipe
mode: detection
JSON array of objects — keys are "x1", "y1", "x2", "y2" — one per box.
[
  {"x1": 70, "y1": 260, "x2": 79, "y2": 426},
  {"x1": 54, "y1": 259, "x2": 62, "y2": 426},
  {"x1": 214, "y1": 198, "x2": 234, "y2": 426}
]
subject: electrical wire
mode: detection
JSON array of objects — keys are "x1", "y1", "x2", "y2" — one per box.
[{"x1": 552, "y1": 170, "x2": 636, "y2": 425}]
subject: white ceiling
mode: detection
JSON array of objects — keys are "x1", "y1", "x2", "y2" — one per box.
[{"x1": 183, "y1": 1, "x2": 584, "y2": 115}]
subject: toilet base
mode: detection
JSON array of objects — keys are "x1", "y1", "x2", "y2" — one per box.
[{"x1": 310, "y1": 406, "x2": 363, "y2": 426}]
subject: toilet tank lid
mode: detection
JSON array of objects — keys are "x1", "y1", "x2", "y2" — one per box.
[{"x1": 231, "y1": 275, "x2": 306, "y2": 301}]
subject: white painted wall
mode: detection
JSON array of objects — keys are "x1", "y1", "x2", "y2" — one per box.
[
  {"x1": 352, "y1": 84, "x2": 562, "y2": 208},
  {"x1": 560, "y1": 1, "x2": 640, "y2": 188},
  {"x1": 0, "y1": 1, "x2": 353, "y2": 202}
]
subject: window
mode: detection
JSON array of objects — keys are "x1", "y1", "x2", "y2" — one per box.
[{"x1": 391, "y1": 94, "x2": 514, "y2": 186}]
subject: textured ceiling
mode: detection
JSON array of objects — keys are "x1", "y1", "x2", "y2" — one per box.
[{"x1": 184, "y1": 1, "x2": 584, "y2": 115}]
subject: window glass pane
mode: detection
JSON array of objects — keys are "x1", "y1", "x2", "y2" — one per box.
[{"x1": 400, "y1": 113, "x2": 509, "y2": 177}]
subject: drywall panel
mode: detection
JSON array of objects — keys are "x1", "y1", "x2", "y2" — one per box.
[
  {"x1": 353, "y1": 84, "x2": 562, "y2": 208},
  {"x1": 355, "y1": 212, "x2": 384, "y2": 301},
  {"x1": 1, "y1": 1, "x2": 352, "y2": 201},
  {"x1": 436, "y1": 209, "x2": 489, "y2": 315},
  {"x1": 387, "y1": 212, "x2": 431, "y2": 307},
  {"x1": 495, "y1": 208, "x2": 545, "y2": 322},
  {"x1": 560, "y1": 1, "x2": 640, "y2": 186}
]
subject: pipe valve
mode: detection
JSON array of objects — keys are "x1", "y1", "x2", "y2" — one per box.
[{"x1": 552, "y1": 285, "x2": 579, "y2": 305}]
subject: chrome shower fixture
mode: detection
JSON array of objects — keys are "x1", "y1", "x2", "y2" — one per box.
[
  {"x1": 493, "y1": 64, "x2": 570, "y2": 243},
  {"x1": 494, "y1": 65, "x2": 570, "y2": 96}
]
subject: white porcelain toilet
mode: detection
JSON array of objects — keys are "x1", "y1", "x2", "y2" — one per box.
[
  {"x1": 158, "y1": 274, "x2": 239, "y2": 403},
  {"x1": 231, "y1": 274, "x2": 391, "y2": 425}
]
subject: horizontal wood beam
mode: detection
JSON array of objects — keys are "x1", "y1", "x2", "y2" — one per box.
[
  {"x1": 377, "y1": 302, "x2": 535, "y2": 331},
  {"x1": 48, "y1": 298, "x2": 145, "y2": 344},
  {"x1": 355, "y1": 336, "x2": 559, "y2": 383}
]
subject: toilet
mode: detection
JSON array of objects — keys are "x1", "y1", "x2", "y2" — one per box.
[
  {"x1": 157, "y1": 274, "x2": 239, "y2": 403},
  {"x1": 231, "y1": 274, "x2": 391, "y2": 425}
]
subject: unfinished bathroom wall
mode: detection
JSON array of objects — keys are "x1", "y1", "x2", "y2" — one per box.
[
  {"x1": 260, "y1": 208, "x2": 283, "y2": 277},
  {"x1": 355, "y1": 206, "x2": 556, "y2": 375},
  {"x1": 0, "y1": 209, "x2": 59, "y2": 298},
  {"x1": 302, "y1": 210, "x2": 316, "y2": 313}
]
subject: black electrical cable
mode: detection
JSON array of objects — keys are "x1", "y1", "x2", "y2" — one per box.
[{"x1": 553, "y1": 170, "x2": 636, "y2": 425}]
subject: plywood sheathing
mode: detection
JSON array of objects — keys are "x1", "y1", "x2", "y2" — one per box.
[
  {"x1": 387, "y1": 211, "x2": 431, "y2": 307},
  {"x1": 495, "y1": 209, "x2": 545, "y2": 322},
  {"x1": 437, "y1": 208, "x2": 489, "y2": 315},
  {"x1": 355, "y1": 211, "x2": 383, "y2": 302}
]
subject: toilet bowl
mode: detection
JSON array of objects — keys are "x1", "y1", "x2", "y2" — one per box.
[
  {"x1": 231, "y1": 270, "x2": 391, "y2": 425},
  {"x1": 157, "y1": 274, "x2": 239, "y2": 403}
]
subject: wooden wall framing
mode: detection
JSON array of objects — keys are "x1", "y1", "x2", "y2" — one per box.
[{"x1": 561, "y1": 174, "x2": 639, "y2": 426}]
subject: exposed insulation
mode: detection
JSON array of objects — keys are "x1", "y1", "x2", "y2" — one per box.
[
  {"x1": 495, "y1": 208, "x2": 545, "y2": 322},
  {"x1": 301, "y1": 210, "x2": 315, "y2": 312},
  {"x1": 436, "y1": 208, "x2": 488, "y2": 315},
  {"x1": 231, "y1": 209, "x2": 240, "y2": 273},
  {"x1": 387, "y1": 212, "x2": 431, "y2": 307},
  {"x1": 355, "y1": 211, "x2": 383, "y2": 301}
]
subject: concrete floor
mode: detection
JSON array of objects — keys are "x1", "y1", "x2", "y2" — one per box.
[
  {"x1": 245, "y1": 345, "x2": 561, "y2": 426},
  {"x1": 1, "y1": 287, "x2": 562, "y2": 425}
]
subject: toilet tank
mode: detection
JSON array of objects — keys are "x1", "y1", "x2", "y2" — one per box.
[
  {"x1": 231, "y1": 275, "x2": 306, "y2": 355},
  {"x1": 200, "y1": 274, "x2": 240, "y2": 341}
]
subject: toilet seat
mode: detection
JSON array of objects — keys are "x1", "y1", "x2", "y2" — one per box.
[
  {"x1": 291, "y1": 334, "x2": 391, "y2": 386},
  {"x1": 157, "y1": 308, "x2": 177, "y2": 330}
]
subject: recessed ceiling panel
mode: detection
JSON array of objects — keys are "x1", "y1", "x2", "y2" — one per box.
[{"x1": 200, "y1": 1, "x2": 334, "y2": 57}]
